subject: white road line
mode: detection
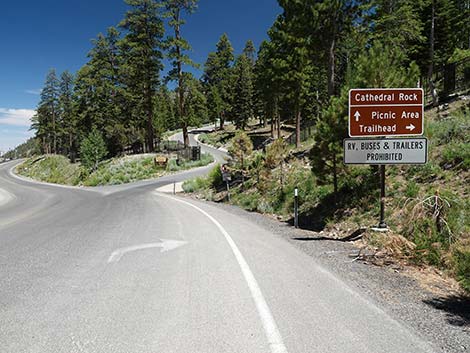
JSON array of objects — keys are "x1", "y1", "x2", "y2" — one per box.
[{"x1": 155, "y1": 192, "x2": 288, "y2": 353}]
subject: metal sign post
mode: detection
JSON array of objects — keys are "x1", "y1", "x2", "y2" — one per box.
[
  {"x1": 226, "y1": 181, "x2": 231, "y2": 202},
  {"x1": 294, "y1": 187, "x2": 299, "y2": 229},
  {"x1": 379, "y1": 165, "x2": 387, "y2": 229}
]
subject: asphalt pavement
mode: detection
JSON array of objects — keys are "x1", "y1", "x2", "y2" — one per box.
[{"x1": 0, "y1": 131, "x2": 439, "y2": 353}]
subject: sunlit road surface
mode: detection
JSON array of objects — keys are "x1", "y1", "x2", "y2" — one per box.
[{"x1": 0, "y1": 133, "x2": 437, "y2": 353}]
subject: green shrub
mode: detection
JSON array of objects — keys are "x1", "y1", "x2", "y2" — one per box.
[
  {"x1": 453, "y1": 244, "x2": 470, "y2": 292},
  {"x1": 167, "y1": 153, "x2": 214, "y2": 172},
  {"x1": 80, "y1": 129, "x2": 108, "y2": 171},
  {"x1": 233, "y1": 191, "x2": 259, "y2": 211},
  {"x1": 428, "y1": 112, "x2": 468, "y2": 145},
  {"x1": 182, "y1": 177, "x2": 209, "y2": 193},
  {"x1": 407, "y1": 162, "x2": 441, "y2": 183},
  {"x1": 411, "y1": 219, "x2": 448, "y2": 266},
  {"x1": 441, "y1": 142, "x2": 470, "y2": 170},
  {"x1": 405, "y1": 181, "x2": 420, "y2": 198},
  {"x1": 208, "y1": 164, "x2": 223, "y2": 188},
  {"x1": 402, "y1": 191, "x2": 462, "y2": 267}
]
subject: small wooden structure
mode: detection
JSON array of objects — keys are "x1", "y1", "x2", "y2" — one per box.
[{"x1": 154, "y1": 155, "x2": 168, "y2": 167}]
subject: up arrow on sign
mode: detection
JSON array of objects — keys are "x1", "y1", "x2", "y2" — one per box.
[{"x1": 354, "y1": 111, "x2": 361, "y2": 122}]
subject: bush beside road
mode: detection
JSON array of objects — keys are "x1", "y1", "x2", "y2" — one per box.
[{"x1": 16, "y1": 153, "x2": 214, "y2": 187}]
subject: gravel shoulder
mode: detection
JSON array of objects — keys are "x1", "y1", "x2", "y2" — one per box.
[{"x1": 189, "y1": 197, "x2": 470, "y2": 353}]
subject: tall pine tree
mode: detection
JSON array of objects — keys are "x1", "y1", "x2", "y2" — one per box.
[
  {"x1": 58, "y1": 70, "x2": 76, "y2": 159},
  {"x1": 164, "y1": 0, "x2": 198, "y2": 146},
  {"x1": 202, "y1": 34, "x2": 235, "y2": 129},
  {"x1": 233, "y1": 54, "x2": 254, "y2": 130},
  {"x1": 33, "y1": 69, "x2": 59, "y2": 154},
  {"x1": 119, "y1": 0, "x2": 165, "y2": 152}
]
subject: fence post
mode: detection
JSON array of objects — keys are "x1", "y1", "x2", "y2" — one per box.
[{"x1": 294, "y1": 187, "x2": 299, "y2": 229}]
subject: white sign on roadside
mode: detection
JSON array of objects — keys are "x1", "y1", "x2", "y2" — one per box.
[{"x1": 344, "y1": 138, "x2": 427, "y2": 165}]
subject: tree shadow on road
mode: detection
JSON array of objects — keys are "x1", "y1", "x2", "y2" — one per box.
[{"x1": 423, "y1": 295, "x2": 470, "y2": 327}]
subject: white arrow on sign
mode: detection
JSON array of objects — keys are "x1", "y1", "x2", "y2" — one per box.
[
  {"x1": 406, "y1": 124, "x2": 416, "y2": 131},
  {"x1": 108, "y1": 239, "x2": 188, "y2": 263},
  {"x1": 354, "y1": 111, "x2": 361, "y2": 122}
]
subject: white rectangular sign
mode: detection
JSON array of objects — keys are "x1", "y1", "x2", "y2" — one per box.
[{"x1": 344, "y1": 138, "x2": 427, "y2": 165}]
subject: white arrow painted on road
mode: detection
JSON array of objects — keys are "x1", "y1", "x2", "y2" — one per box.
[
  {"x1": 354, "y1": 111, "x2": 361, "y2": 122},
  {"x1": 0, "y1": 187, "x2": 14, "y2": 207},
  {"x1": 406, "y1": 123, "x2": 416, "y2": 131},
  {"x1": 108, "y1": 239, "x2": 187, "y2": 263}
]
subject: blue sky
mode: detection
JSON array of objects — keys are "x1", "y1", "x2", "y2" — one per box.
[{"x1": 0, "y1": 0, "x2": 281, "y2": 153}]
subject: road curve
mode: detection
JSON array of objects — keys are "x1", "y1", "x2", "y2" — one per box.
[{"x1": 0, "y1": 133, "x2": 438, "y2": 353}]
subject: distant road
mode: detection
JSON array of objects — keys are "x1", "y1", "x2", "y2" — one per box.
[{"x1": 0, "y1": 130, "x2": 437, "y2": 353}]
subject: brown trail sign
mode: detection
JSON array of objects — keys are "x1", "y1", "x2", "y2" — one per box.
[
  {"x1": 349, "y1": 88, "x2": 424, "y2": 137},
  {"x1": 347, "y1": 87, "x2": 426, "y2": 229}
]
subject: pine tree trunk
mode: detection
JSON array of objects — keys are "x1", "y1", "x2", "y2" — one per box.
[
  {"x1": 270, "y1": 110, "x2": 274, "y2": 138},
  {"x1": 220, "y1": 112, "x2": 225, "y2": 130},
  {"x1": 52, "y1": 104, "x2": 57, "y2": 154},
  {"x1": 182, "y1": 124, "x2": 189, "y2": 147},
  {"x1": 146, "y1": 89, "x2": 155, "y2": 152},
  {"x1": 69, "y1": 133, "x2": 74, "y2": 162},
  {"x1": 175, "y1": 9, "x2": 188, "y2": 147},
  {"x1": 328, "y1": 37, "x2": 336, "y2": 97},
  {"x1": 333, "y1": 152, "x2": 338, "y2": 195},
  {"x1": 296, "y1": 104, "x2": 301, "y2": 148},
  {"x1": 428, "y1": 0, "x2": 438, "y2": 107}
]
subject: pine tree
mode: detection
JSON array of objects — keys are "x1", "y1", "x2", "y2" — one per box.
[
  {"x1": 58, "y1": 70, "x2": 76, "y2": 159},
  {"x1": 254, "y1": 39, "x2": 284, "y2": 138},
  {"x1": 243, "y1": 40, "x2": 256, "y2": 66},
  {"x1": 228, "y1": 131, "x2": 253, "y2": 186},
  {"x1": 179, "y1": 73, "x2": 208, "y2": 129},
  {"x1": 74, "y1": 27, "x2": 127, "y2": 155},
  {"x1": 277, "y1": 0, "x2": 359, "y2": 97},
  {"x1": 33, "y1": 69, "x2": 59, "y2": 154},
  {"x1": 423, "y1": 0, "x2": 458, "y2": 105},
  {"x1": 370, "y1": 0, "x2": 425, "y2": 58},
  {"x1": 154, "y1": 86, "x2": 175, "y2": 138},
  {"x1": 119, "y1": 0, "x2": 165, "y2": 152},
  {"x1": 452, "y1": 0, "x2": 470, "y2": 50},
  {"x1": 80, "y1": 129, "x2": 108, "y2": 171},
  {"x1": 276, "y1": 14, "x2": 310, "y2": 147},
  {"x1": 233, "y1": 54, "x2": 254, "y2": 130},
  {"x1": 206, "y1": 85, "x2": 224, "y2": 128},
  {"x1": 202, "y1": 34, "x2": 235, "y2": 129},
  {"x1": 164, "y1": 0, "x2": 198, "y2": 146}
]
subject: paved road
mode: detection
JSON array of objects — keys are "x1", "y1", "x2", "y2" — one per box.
[{"x1": 0, "y1": 133, "x2": 437, "y2": 353}]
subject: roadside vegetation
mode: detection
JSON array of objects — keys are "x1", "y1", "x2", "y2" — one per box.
[
  {"x1": 185, "y1": 101, "x2": 470, "y2": 293},
  {"x1": 17, "y1": 153, "x2": 213, "y2": 187}
]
